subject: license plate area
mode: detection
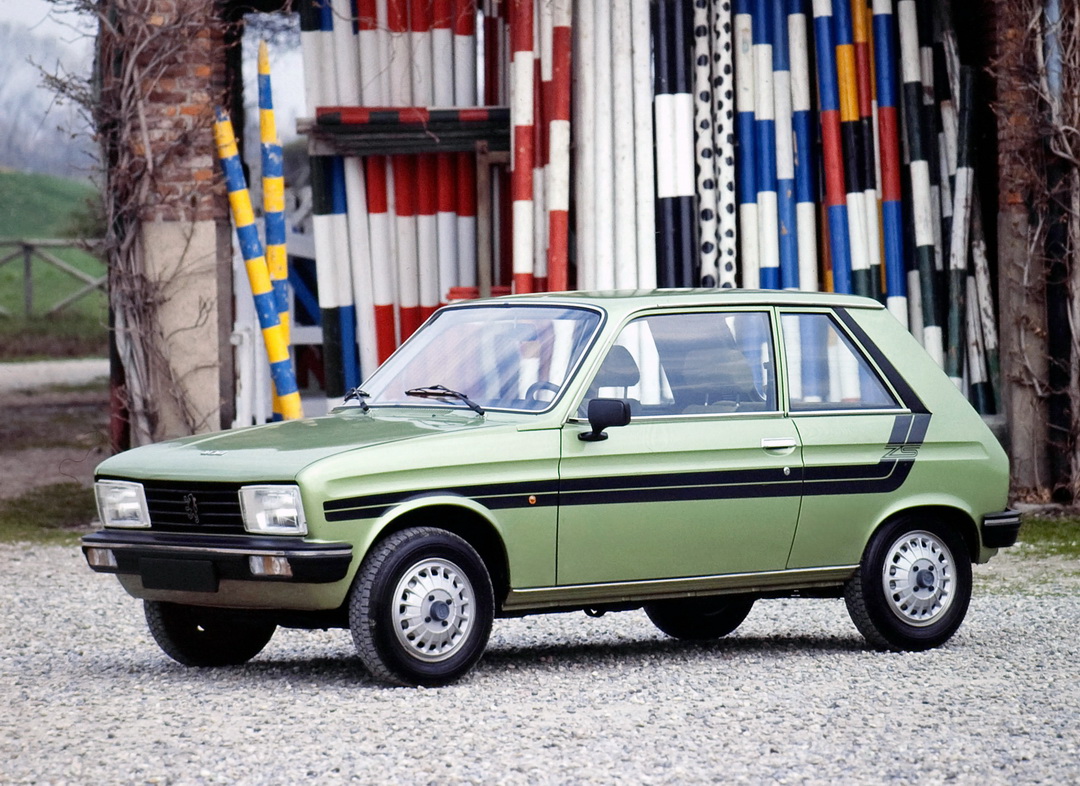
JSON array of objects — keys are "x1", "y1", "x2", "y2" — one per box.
[{"x1": 140, "y1": 558, "x2": 219, "y2": 592}]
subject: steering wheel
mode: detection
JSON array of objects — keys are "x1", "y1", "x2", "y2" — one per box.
[{"x1": 525, "y1": 380, "x2": 561, "y2": 402}]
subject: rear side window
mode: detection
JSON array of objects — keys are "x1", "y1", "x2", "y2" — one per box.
[{"x1": 781, "y1": 312, "x2": 899, "y2": 411}]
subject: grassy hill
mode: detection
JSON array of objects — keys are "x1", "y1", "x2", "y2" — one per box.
[
  {"x1": 0, "y1": 171, "x2": 107, "y2": 359},
  {"x1": 0, "y1": 170, "x2": 98, "y2": 240}
]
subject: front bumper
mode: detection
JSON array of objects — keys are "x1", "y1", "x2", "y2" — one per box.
[
  {"x1": 81, "y1": 530, "x2": 353, "y2": 593},
  {"x1": 981, "y1": 509, "x2": 1022, "y2": 549}
]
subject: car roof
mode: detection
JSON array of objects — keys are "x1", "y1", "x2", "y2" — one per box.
[{"x1": 449, "y1": 288, "x2": 887, "y2": 316}]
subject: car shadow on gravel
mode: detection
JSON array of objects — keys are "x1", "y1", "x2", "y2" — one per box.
[
  {"x1": 479, "y1": 633, "x2": 867, "y2": 675},
  {"x1": 91, "y1": 634, "x2": 867, "y2": 689}
]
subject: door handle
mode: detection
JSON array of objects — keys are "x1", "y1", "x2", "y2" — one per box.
[{"x1": 761, "y1": 437, "x2": 797, "y2": 450}]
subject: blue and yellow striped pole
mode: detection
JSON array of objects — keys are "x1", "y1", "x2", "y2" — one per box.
[
  {"x1": 258, "y1": 41, "x2": 289, "y2": 343},
  {"x1": 258, "y1": 41, "x2": 290, "y2": 421},
  {"x1": 213, "y1": 106, "x2": 303, "y2": 421}
]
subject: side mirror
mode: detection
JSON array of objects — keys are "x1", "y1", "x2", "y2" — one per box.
[{"x1": 579, "y1": 398, "x2": 632, "y2": 442}]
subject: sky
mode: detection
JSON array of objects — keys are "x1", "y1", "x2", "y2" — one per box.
[{"x1": 0, "y1": 0, "x2": 93, "y2": 53}]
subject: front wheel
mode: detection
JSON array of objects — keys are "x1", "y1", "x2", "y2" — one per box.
[
  {"x1": 144, "y1": 601, "x2": 276, "y2": 667},
  {"x1": 349, "y1": 527, "x2": 494, "y2": 686},
  {"x1": 644, "y1": 594, "x2": 756, "y2": 640},
  {"x1": 844, "y1": 517, "x2": 972, "y2": 651}
]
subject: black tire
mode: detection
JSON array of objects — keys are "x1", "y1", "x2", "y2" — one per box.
[
  {"x1": 349, "y1": 527, "x2": 494, "y2": 686},
  {"x1": 844, "y1": 516, "x2": 972, "y2": 652},
  {"x1": 644, "y1": 594, "x2": 756, "y2": 640},
  {"x1": 143, "y1": 601, "x2": 276, "y2": 667}
]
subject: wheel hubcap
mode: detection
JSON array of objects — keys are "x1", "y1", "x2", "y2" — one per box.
[
  {"x1": 391, "y1": 558, "x2": 474, "y2": 662},
  {"x1": 881, "y1": 530, "x2": 956, "y2": 627}
]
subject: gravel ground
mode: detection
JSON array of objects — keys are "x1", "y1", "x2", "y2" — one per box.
[{"x1": 1, "y1": 544, "x2": 1077, "y2": 785}]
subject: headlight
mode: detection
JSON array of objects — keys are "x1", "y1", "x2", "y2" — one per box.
[
  {"x1": 239, "y1": 485, "x2": 308, "y2": 535},
  {"x1": 95, "y1": 480, "x2": 150, "y2": 529}
]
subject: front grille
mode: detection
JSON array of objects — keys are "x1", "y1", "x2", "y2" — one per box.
[{"x1": 142, "y1": 481, "x2": 244, "y2": 534}]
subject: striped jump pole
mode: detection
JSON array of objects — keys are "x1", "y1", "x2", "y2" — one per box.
[
  {"x1": 511, "y1": 0, "x2": 536, "y2": 293},
  {"x1": 917, "y1": 0, "x2": 943, "y2": 305},
  {"x1": 533, "y1": 0, "x2": 549, "y2": 292},
  {"x1": 546, "y1": 0, "x2": 571, "y2": 291},
  {"x1": 771, "y1": 0, "x2": 798, "y2": 289},
  {"x1": 898, "y1": 0, "x2": 943, "y2": 366},
  {"x1": 694, "y1": 0, "x2": 721, "y2": 287},
  {"x1": 454, "y1": 0, "x2": 479, "y2": 289},
  {"x1": 970, "y1": 188, "x2": 1000, "y2": 411},
  {"x1": 872, "y1": 0, "x2": 907, "y2": 325},
  {"x1": 710, "y1": 0, "x2": 738, "y2": 288},
  {"x1": 945, "y1": 65, "x2": 974, "y2": 390},
  {"x1": 788, "y1": 0, "x2": 818, "y2": 292},
  {"x1": 257, "y1": 42, "x2": 290, "y2": 423},
  {"x1": 851, "y1": 0, "x2": 882, "y2": 301},
  {"x1": 258, "y1": 42, "x2": 288, "y2": 341},
  {"x1": 752, "y1": 0, "x2": 780, "y2": 290},
  {"x1": 213, "y1": 108, "x2": 302, "y2": 420},
  {"x1": 632, "y1": 0, "x2": 657, "y2": 288},
  {"x1": 366, "y1": 158, "x2": 398, "y2": 363},
  {"x1": 811, "y1": 0, "x2": 851, "y2": 293},
  {"x1": 734, "y1": 0, "x2": 759, "y2": 288},
  {"x1": 832, "y1": 0, "x2": 871, "y2": 298}
]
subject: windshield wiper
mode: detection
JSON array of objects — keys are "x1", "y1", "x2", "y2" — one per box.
[
  {"x1": 343, "y1": 387, "x2": 370, "y2": 412},
  {"x1": 405, "y1": 385, "x2": 485, "y2": 415}
]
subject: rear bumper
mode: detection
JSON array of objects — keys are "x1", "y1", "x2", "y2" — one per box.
[
  {"x1": 981, "y1": 510, "x2": 1022, "y2": 549},
  {"x1": 81, "y1": 530, "x2": 353, "y2": 592}
]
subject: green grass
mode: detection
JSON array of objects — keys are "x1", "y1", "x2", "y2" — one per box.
[
  {"x1": 1017, "y1": 515, "x2": 1080, "y2": 559},
  {"x1": 0, "y1": 483, "x2": 97, "y2": 544},
  {"x1": 0, "y1": 171, "x2": 107, "y2": 355}
]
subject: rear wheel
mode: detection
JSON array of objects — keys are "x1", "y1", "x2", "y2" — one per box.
[
  {"x1": 845, "y1": 516, "x2": 972, "y2": 651},
  {"x1": 144, "y1": 601, "x2": 276, "y2": 666},
  {"x1": 644, "y1": 594, "x2": 756, "y2": 640},
  {"x1": 349, "y1": 527, "x2": 494, "y2": 686}
]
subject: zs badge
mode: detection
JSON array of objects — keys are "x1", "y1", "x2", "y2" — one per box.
[{"x1": 884, "y1": 443, "x2": 920, "y2": 460}]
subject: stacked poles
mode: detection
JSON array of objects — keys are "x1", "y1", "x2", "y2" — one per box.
[
  {"x1": 285, "y1": 0, "x2": 999, "y2": 412},
  {"x1": 213, "y1": 107, "x2": 303, "y2": 421},
  {"x1": 257, "y1": 42, "x2": 289, "y2": 420}
]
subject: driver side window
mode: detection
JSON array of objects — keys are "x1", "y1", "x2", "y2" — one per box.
[{"x1": 581, "y1": 311, "x2": 777, "y2": 417}]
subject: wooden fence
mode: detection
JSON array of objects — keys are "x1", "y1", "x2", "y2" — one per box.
[{"x1": 0, "y1": 239, "x2": 106, "y2": 317}]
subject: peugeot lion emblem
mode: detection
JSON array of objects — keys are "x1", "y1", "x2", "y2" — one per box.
[{"x1": 183, "y1": 493, "x2": 200, "y2": 524}]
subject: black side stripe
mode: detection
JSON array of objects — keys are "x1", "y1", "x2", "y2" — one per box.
[{"x1": 322, "y1": 414, "x2": 931, "y2": 522}]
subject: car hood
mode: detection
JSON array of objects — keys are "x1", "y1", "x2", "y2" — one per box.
[{"x1": 95, "y1": 407, "x2": 518, "y2": 483}]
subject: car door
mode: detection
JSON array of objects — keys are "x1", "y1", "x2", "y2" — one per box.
[
  {"x1": 779, "y1": 308, "x2": 922, "y2": 569},
  {"x1": 556, "y1": 309, "x2": 804, "y2": 586}
]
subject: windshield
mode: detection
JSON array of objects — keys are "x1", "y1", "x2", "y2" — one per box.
[{"x1": 361, "y1": 304, "x2": 604, "y2": 411}]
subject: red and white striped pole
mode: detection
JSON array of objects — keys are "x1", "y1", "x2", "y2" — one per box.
[
  {"x1": 510, "y1": 0, "x2": 535, "y2": 294},
  {"x1": 533, "y1": 0, "x2": 549, "y2": 292},
  {"x1": 546, "y1": 0, "x2": 571, "y2": 291}
]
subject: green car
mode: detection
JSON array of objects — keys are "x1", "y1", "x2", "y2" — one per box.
[{"x1": 83, "y1": 290, "x2": 1019, "y2": 685}]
